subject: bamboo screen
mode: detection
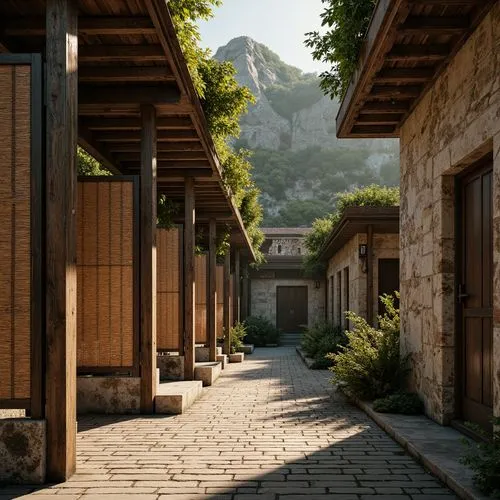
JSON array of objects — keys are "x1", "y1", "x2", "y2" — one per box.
[
  {"x1": 195, "y1": 254, "x2": 208, "y2": 344},
  {"x1": 77, "y1": 180, "x2": 136, "y2": 371},
  {"x1": 157, "y1": 227, "x2": 181, "y2": 351},
  {"x1": 216, "y1": 265, "x2": 224, "y2": 337},
  {"x1": 0, "y1": 64, "x2": 32, "y2": 404}
]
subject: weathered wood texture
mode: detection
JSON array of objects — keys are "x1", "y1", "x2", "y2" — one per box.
[
  {"x1": 140, "y1": 104, "x2": 157, "y2": 413},
  {"x1": 76, "y1": 180, "x2": 137, "y2": 371},
  {"x1": 208, "y1": 219, "x2": 217, "y2": 361},
  {"x1": 0, "y1": 63, "x2": 32, "y2": 406},
  {"x1": 233, "y1": 250, "x2": 240, "y2": 325},
  {"x1": 45, "y1": 0, "x2": 78, "y2": 481},
  {"x1": 184, "y1": 177, "x2": 195, "y2": 380},
  {"x1": 195, "y1": 254, "x2": 208, "y2": 344},
  {"x1": 223, "y1": 252, "x2": 231, "y2": 355},
  {"x1": 216, "y1": 264, "x2": 224, "y2": 340},
  {"x1": 157, "y1": 227, "x2": 181, "y2": 351}
]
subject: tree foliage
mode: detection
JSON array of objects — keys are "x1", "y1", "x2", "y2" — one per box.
[
  {"x1": 77, "y1": 147, "x2": 111, "y2": 176},
  {"x1": 168, "y1": 0, "x2": 264, "y2": 261},
  {"x1": 305, "y1": 0, "x2": 376, "y2": 98},
  {"x1": 304, "y1": 185, "x2": 399, "y2": 275}
]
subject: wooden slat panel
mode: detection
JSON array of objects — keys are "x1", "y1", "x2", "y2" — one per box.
[
  {"x1": 0, "y1": 64, "x2": 32, "y2": 403},
  {"x1": 195, "y1": 254, "x2": 207, "y2": 344},
  {"x1": 157, "y1": 227, "x2": 181, "y2": 350},
  {"x1": 216, "y1": 265, "x2": 224, "y2": 339},
  {"x1": 77, "y1": 180, "x2": 136, "y2": 370}
]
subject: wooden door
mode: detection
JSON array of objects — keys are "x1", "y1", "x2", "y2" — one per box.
[
  {"x1": 276, "y1": 286, "x2": 308, "y2": 333},
  {"x1": 459, "y1": 163, "x2": 493, "y2": 431},
  {"x1": 378, "y1": 259, "x2": 400, "y2": 316}
]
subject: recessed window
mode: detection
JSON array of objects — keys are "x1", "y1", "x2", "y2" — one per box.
[
  {"x1": 297, "y1": 248, "x2": 301, "y2": 255},
  {"x1": 277, "y1": 245, "x2": 282, "y2": 254}
]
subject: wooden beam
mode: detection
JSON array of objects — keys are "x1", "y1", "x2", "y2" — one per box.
[
  {"x1": 208, "y1": 219, "x2": 217, "y2": 362},
  {"x1": 107, "y1": 142, "x2": 204, "y2": 153},
  {"x1": 233, "y1": 249, "x2": 240, "y2": 326},
  {"x1": 399, "y1": 16, "x2": 470, "y2": 35},
  {"x1": 157, "y1": 169, "x2": 214, "y2": 180},
  {"x1": 223, "y1": 251, "x2": 231, "y2": 356},
  {"x1": 374, "y1": 68, "x2": 435, "y2": 84},
  {"x1": 83, "y1": 116, "x2": 192, "y2": 130},
  {"x1": 407, "y1": 0, "x2": 483, "y2": 4},
  {"x1": 350, "y1": 125, "x2": 398, "y2": 137},
  {"x1": 96, "y1": 129, "x2": 197, "y2": 142},
  {"x1": 370, "y1": 85, "x2": 422, "y2": 99},
  {"x1": 241, "y1": 260, "x2": 249, "y2": 321},
  {"x1": 79, "y1": 66, "x2": 174, "y2": 83},
  {"x1": 140, "y1": 104, "x2": 157, "y2": 413},
  {"x1": 79, "y1": 84, "x2": 180, "y2": 106},
  {"x1": 45, "y1": 0, "x2": 77, "y2": 482},
  {"x1": 184, "y1": 177, "x2": 196, "y2": 380},
  {"x1": 356, "y1": 114, "x2": 401, "y2": 125},
  {"x1": 79, "y1": 44, "x2": 165, "y2": 62},
  {"x1": 5, "y1": 16, "x2": 156, "y2": 36},
  {"x1": 78, "y1": 125, "x2": 121, "y2": 175},
  {"x1": 359, "y1": 101, "x2": 410, "y2": 114},
  {"x1": 386, "y1": 44, "x2": 449, "y2": 62}
]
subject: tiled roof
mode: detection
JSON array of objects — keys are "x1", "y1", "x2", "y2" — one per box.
[{"x1": 262, "y1": 227, "x2": 311, "y2": 236}]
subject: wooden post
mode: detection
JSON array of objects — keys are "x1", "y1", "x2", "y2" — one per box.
[
  {"x1": 223, "y1": 250, "x2": 231, "y2": 355},
  {"x1": 366, "y1": 224, "x2": 374, "y2": 326},
  {"x1": 208, "y1": 219, "x2": 217, "y2": 362},
  {"x1": 184, "y1": 177, "x2": 195, "y2": 379},
  {"x1": 140, "y1": 104, "x2": 157, "y2": 412},
  {"x1": 233, "y1": 249, "x2": 240, "y2": 325},
  {"x1": 45, "y1": 0, "x2": 78, "y2": 481},
  {"x1": 241, "y1": 259, "x2": 249, "y2": 321}
]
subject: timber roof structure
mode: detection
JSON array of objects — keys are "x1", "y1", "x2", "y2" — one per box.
[
  {"x1": 318, "y1": 206, "x2": 399, "y2": 261},
  {"x1": 336, "y1": 0, "x2": 496, "y2": 138},
  {"x1": 0, "y1": 0, "x2": 255, "y2": 259}
]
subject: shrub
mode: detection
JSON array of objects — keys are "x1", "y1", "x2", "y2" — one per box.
[
  {"x1": 243, "y1": 316, "x2": 280, "y2": 347},
  {"x1": 301, "y1": 322, "x2": 347, "y2": 369},
  {"x1": 330, "y1": 293, "x2": 408, "y2": 399},
  {"x1": 230, "y1": 322, "x2": 246, "y2": 354},
  {"x1": 373, "y1": 392, "x2": 423, "y2": 415},
  {"x1": 461, "y1": 418, "x2": 500, "y2": 497}
]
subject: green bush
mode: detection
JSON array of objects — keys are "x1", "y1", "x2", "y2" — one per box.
[
  {"x1": 243, "y1": 316, "x2": 280, "y2": 347},
  {"x1": 461, "y1": 418, "x2": 500, "y2": 497},
  {"x1": 230, "y1": 322, "x2": 246, "y2": 354},
  {"x1": 373, "y1": 392, "x2": 423, "y2": 415},
  {"x1": 301, "y1": 322, "x2": 347, "y2": 369},
  {"x1": 329, "y1": 293, "x2": 409, "y2": 399}
]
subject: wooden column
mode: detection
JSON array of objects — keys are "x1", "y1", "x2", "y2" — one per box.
[
  {"x1": 208, "y1": 219, "x2": 217, "y2": 362},
  {"x1": 140, "y1": 104, "x2": 157, "y2": 413},
  {"x1": 45, "y1": 0, "x2": 78, "y2": 481},
  {"x1": 223, "y1": 250, "x2": 231, "y2": 355},
  {"x1": 184, "y1": 177, "x2": 196, "y2": 379},
  {"x1": 241, "y1": 259, "x2": 249, "y2": 321},
  {"x1": 233, "y1": 249, "x2": 240, "y2": 325},
  {"x1": 366, "y1": 224, "x2": 374, "y2": 326}
]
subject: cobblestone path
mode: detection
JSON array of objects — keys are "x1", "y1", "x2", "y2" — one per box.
[{"x1": 2, "y1": 347, "x2": 457, "y2": 499}]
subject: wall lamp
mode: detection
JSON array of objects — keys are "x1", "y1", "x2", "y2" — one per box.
[{"x1": 359, "y1": 244, "x2": 368, "y2": 273}]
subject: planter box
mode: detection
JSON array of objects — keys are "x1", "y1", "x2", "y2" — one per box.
[{"x1": 229, "y1": 353, "x2": 244, "y2": 363}]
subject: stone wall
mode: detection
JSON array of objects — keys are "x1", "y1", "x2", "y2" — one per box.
[
  {"x1": 250, "y1": 278, "x2": 325, "y2": 327},
  {"x1": 267, "y1": 237, "x2": 305, "y2": 256},
  {"x1": 399, "y1": 4, "x2": 500, "y2": 424}
]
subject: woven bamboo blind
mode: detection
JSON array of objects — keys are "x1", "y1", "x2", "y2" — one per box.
[
  {"x1": 0, "y1": 64, "x2": 32, "y2": 402},
  {"x1": 77, "y1": 180, "x2": 136, "y2": 370},
  {"x1": 216, "y1": 265, "x2": 224, "y2": 336},
  {"x1": 195, "y1": 254, "x2": 208, "y2": 344},
  {"x1": 157, "y1": 227, "x2": 181, "y2": 350}
]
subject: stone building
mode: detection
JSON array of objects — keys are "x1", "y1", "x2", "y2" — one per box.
[
  {"x1": 318, "y1": 207, "x2": 399, "y2": 329},
  {"x1": 336, "y1": 1, "x2": 499, "y2": 431},
  {"x1": 247, "y1": 228, "x2": 325, "y2": 342}
]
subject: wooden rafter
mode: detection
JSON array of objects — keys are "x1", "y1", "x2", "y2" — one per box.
[
  {"x1": 79, "y1": 45, "x2": 165, "y2": 62},
  {"x1": 79, "y1": 84, "x2": 180, "y2": 105},
  {"x1": 79, "y1": 66, "x2": 174, "y2": 83}
]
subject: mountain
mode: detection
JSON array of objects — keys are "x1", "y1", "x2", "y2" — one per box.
[{"x1": 214, "y1": 37, "x2": 400, "y2": 226}]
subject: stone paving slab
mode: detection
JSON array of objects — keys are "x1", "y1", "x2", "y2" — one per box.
[{"x1": 1, "y1": 347, "x2": 458, "y2": 499}]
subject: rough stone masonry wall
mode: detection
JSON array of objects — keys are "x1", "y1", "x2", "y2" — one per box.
[
  {"x1": 250, "y1": 279, "x2": 325, "y2": 328},
  {"x1": 267, "y1": 237, "x2": 305, "y2": 256},
  {"x1": 399, "y1": 4, "x2": 500, "y2": 424}
]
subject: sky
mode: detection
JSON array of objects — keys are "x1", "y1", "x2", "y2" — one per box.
[{"x1": 198, "y1": 0, "x2": 329, "y2": 74}]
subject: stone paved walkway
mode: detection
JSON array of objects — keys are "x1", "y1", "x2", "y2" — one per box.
[{"x1": 2, "y1": 347, "x2": 457, "y2": 499}]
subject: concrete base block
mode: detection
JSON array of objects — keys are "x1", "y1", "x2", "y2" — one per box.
[
  {"x1": 77, "y1": 376, "x2": 140, "y2": 414},
  {"x1": 0, "y1": 419, "x2": 46, "y2": 484},
  {"x1": 157, "y1": 354, "x2": 184, "y2": 381},
  {"x1": 229, "y1": 353, "x2": 244, "y2": 363},
  {"x1": 195, "y1": 346, "x2": 223, "y2": 362},
  {"x1": 155, "y1": 381, "x2": 203, "y2": 414},
  {"x1": 194, "y1": 362, "x2": 222, "y2": 386},
  {"x1": 217, "y1": 354, "x2": 228, "y2": 369},
  {"x1": 240, "y1": 344, "x2": 254, "y2": 354},
  {"x1": 0, "y1": 410, "x2": 26, "y2": 419}
]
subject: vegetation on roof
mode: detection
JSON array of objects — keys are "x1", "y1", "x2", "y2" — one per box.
[
  {"x1": 305, "y1": 0, "x2": 376, "y2": 98},
  {"x1": 303, "y1": 184, "x2": 400, "y2": 275},
  {"x1": 169, "y1": 0, "x2": 265, "y2": 261}
]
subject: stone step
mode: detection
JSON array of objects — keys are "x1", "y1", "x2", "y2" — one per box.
[
  {"x1": 157, "y1": 354, "x2": 184, "y2": 381},
  {"x1": 217, "y1": 354, "x2": 228, "y2": 369},
  {"x1": 240, "y1": 344, "x2": 254, "y2": 354},
  {"x1": 229, "y1": 352, "x2": 244, "y2": 363},
  {"x1": 194, "y1": 361, "x2": 222, "y2": 386},
  {"x1": 195, "y1": 346, "x2": 223, "y2": 362},
  {"x1": 155, "y1": 381, "x2": 203, "y2": 415},
  {"x1": 280, "y1": 334, "x2": 303, "y2": 346}
]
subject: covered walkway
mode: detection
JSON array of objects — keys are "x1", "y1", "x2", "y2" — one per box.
[{"x1": 1, "y1": 348, "x2": 455, "y2": 499}]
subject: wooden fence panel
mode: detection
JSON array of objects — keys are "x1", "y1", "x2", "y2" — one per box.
[
  {"x1": 157, "y1": 227, "x2": 181, "y2": 351},
  {"x1": 216, "y1": 265, "x2": 224, "y2": 338},
  {"x1": 195, "y1": 254, "x2": 208, "y2": 344},
  {"x1": 0, "y1": 57, "x2": 42, "y2": 412},
  {"x1": 77, "y1": 178, "x2": 138, "y2": 373}
]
